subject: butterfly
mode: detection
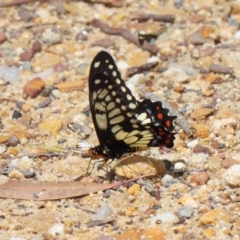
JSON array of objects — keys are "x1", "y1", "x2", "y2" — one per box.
[{"x1": 88, "y1": 51, "x2": 176, "y2": 160}]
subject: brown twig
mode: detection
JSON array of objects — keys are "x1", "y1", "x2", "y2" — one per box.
[
  {"x1": 209, "y1": 64, "x2": 233, "y2": 75},
  {"x1": 0, "y1": 97, "x2": 18, "y2": 102},
  {"x1": 0, "y1": 0, "x2": 46, "y2": 7},
  {"x1": 91, "y1": 19, "x2": 159, "y2": 55},
  {"x1": 140, "y1": 87, "x2": 196, "y2": 137},
  {"x1": 86, "y1": 217, "x2": 115, "y2": 227},
  {"x1": 126, "y1": 61, "x2": 159, "y2": 77},
  {"x1": 88, "y1": 0, "x2": 124, "y2": 7},
  {"x1": 132, "y1": 14, "x2": 175, "y2": 23}
]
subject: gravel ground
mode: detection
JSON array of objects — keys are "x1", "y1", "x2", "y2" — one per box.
[{"x1": 1, "y1": 0, "x2": 240, "y2": 239}]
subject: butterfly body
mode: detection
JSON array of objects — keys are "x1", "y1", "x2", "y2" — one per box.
[{"x1": 88, "y1": 51, "x2": 176, "y2": 160}]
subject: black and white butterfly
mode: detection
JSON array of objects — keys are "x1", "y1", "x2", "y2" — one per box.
[{"x1": 88, "y1": 51, "x2": 176, "y2": 160}]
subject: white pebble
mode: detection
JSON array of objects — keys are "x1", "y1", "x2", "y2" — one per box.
[
  {"x1": 0, "y1": 65, "x2": 20, "y2": 81},
  {"x1": 161, "y1": 174, "x2": 175, "y2": 187},
  {"x1": 233, "y1": 30, "x2": 240, "y2": 40},
  {"x1": 52, "y1": 89, "x2": 61, "y2": 99},
  {"x1": 177, "y1": 206, "x2": 194, "y2": 219},
  {"x1": 187, "y1": 139, "x2": 199, "y2": 148},
  {"x1": 222, "y1": 164, "x2": 240, "y2": 187},
  {"x1": 211, "y1": 118, "x2": 237, "y2": 135},
  {"x1": 28, "y1": 68, "x2": 54, "y2": 81},
  {"x1": 147, "y1": 56, "x2": 159, "y2": 63},
  {"x1": 164, "y1": 67, "x2": 189, "y2": 83},
  {"x1": 77, "y1": 141, "x2": 91, "y2": 149},
  {"x1": 127, "y1": 73, "x2": 146, "y2": 86},
  {"x1": 0, "y1": 175, "x2": 9, "y2": 185},
  {"x1": 168, "y1": 63, "x2": 197, "y2": 76},
  {"x1": 48, "y1": 223, "x2": 64, "y2": 235},
  {"x1": 117, "y1": 60, "x2": 129, "y2": 70},
  {"x1": 0, "y1": 145, "x2": 6, "y2": 154},
  {"x1": 151, "y1": 212, "x2": 179, "y2": 224},
  {"x1": 94, "y1": 205, "x2": 113, "y2": 220},
  {"x1": 174, "y1": 162, "x2": 186, "y2": 172},
  {"x1": 72, "y1": 113, "x2": 87, "y2": 123}
]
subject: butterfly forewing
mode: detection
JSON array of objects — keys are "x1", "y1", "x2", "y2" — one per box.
[
  {"x1": 89, "y1": 51, "x2": 138, "y2": 152},
  {"x1": 88, "y1": 51, "x2": 176, "y2": 159}
]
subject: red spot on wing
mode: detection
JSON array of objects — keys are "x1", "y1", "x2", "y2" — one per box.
[
  {"x1": 157, "y1": 113, "x2": 163, "y2": 120},
  {"x1": 165, "y1": 120, "x2": 171, "y2": 128}
]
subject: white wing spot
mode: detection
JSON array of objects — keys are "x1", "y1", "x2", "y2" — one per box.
[
  {"x1": 94, "y1": 79, "x2": 101, "y2": 84},
  {"x1": 108, "y1": 85, "x2": 113, "y2": 89},
  {"x1": 108, "y1": 64, "x2": 114, "y2": 69},
  {"x1": 115, "y1": 130, "x2": 128, "y2": 140},
  {"x1": 124, "y1": 136, "x2": 138, "y2": 144},
  {"x1": 142, "y1": 118, "x2": 151, "y2": 125},
  {"x1": 94, "y1": 102, "x2": 107, "y2": 130},
  {"x1": 116, "y1": 98, "x2": 120, "y2": 103},
  {"x1": 137, "y1": 113, "x2": 147, "y2": 121},
  {"x1": 127, "y1": 130, "x2": 140, "y2": 137},
  {"x1": 105, "y1": 80, "x2": 108, "y2": 84},
  {"x1": 111, "y1": 124, "x2": 122, "y2": 134},
  {"x1": 116, "y1": 79, "x2": 121, "y2": 84},
  {"x1": 110, "y1": 115, "x2": 125, "y2": 125},
  {"x1": 121, "y1": 105, "x2": 127, "y2": 110},
  {"x1": 107, "y1": 102, "x2": 116, "y2": 111},
  {"x1": 98, "y1": 89, "x2": 108, "y2": 99},
  {"x1": 112, "y1": 91, "x2": 117, "y2": 96},
  {"x1": 105, "y1": 95, "x2": 111, "y2": 102},
  {"x1": 129, "y1": 102, "x2": 136, "y2": 109},
  {"x1": 94, "y1": 62, "x2": 100, "y2": 68},
  {"x1": 127, "y1": 112, "x2": 132, "y2": 117},
  {"x1": 92, "y1": 91, "x2": 97, "y2": 101},
  {"x1": 127, "y1": 94, "x2": 132, "y2": 100},
  {"x1": 130, "y1": 119, "x2": 137, "y2": 124},
  {"x1": 121, "y1": 86, "x2": 126, "y2": 92},
  {"x1": 109, "y1": 108, "x2": 121, "y2": 118},
  {"x1": 112, "y1": 71, "x2": 117, "y2": 77}
]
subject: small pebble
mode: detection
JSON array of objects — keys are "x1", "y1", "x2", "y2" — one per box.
[
  {"x1": 53, "y1": 63, "x2": 68, "y2": 72},
  {"x1": 94, "y1": 206, "x2": 113, "y2": 221},
  {"x1": 152, "y1": 204, "x2": 161, "y2": 210},
  {"x1": 0, "y1": 65, "x2": 20, "y2": 81},
  {"x1": 8, "y1": 169, "x2": 24, "y2": 180},
  {"x1": 0, "y1": 31, "x2": 6, "y2": 43},
  {"x1": 38, "y1": 118, "x2": 63, "y2": 135},
  {"x1": 103, "y1": 190, "x2": 111, "y2": 198},
  {"x1": 161, "y1": 174, "x2": 175, "y2": 187},
  {"x1": 31, "y1": 41, "x2": 42, "y2": 53},
  {"x1": 19, "y1": 51, "x2": 33, "y2": 61},
  {"x1": 151, "y1": 212, "x2": 179, "y2": 224},
  {"x1": 51, "y1": 89, "x2": 61, "y2": 98},
  {"x1": 48, "y1": 223, "x2": 64, "y2": 236},
  {"x1": 191, "y1": 172, "x2": 210, "y2": 185},
  {"x1": 23, "y1": 78, "x2": 45, "y2": 98},
  {"x1": 187, "y1": 139, "x2": 199, "y2": 149},
  {"x1": 0, "y1": 145, "x2": 6, "y2": 154},
  {"x1": 12, "y1": 110, "x2": 22, "y2": 120},
  {"x1": 177, "y1": 206, "x2": 194, "y2": 219},
  {"x1": 0, "y1": 135, "x2": 11, "y2": 144},
  {"x1": 38, "y1": 97, "x2": 52, "y2": 108},
  {"x1": 22, "y1": 61, "x2": 32, "y2": 71},
  {"x1": 41, "y1": 85, "x2": 55, "y2": 97},
  {"x1": 222, "y1": 164, "x2": 240, "y2": 187},
  {"x1": 173, "y1": 162, "x2": 186, "y2": 172},
  {"x1": 6, "y1": 135, "x2": 20, "y2": 147}
]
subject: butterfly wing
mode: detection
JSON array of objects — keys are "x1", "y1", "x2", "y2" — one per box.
[
  {"x1": 89, "y1": 51, "x2": 176, "y2": 159},
  {"x1": 89, "y1": 51, "x2": 138, "y2": 151}
]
